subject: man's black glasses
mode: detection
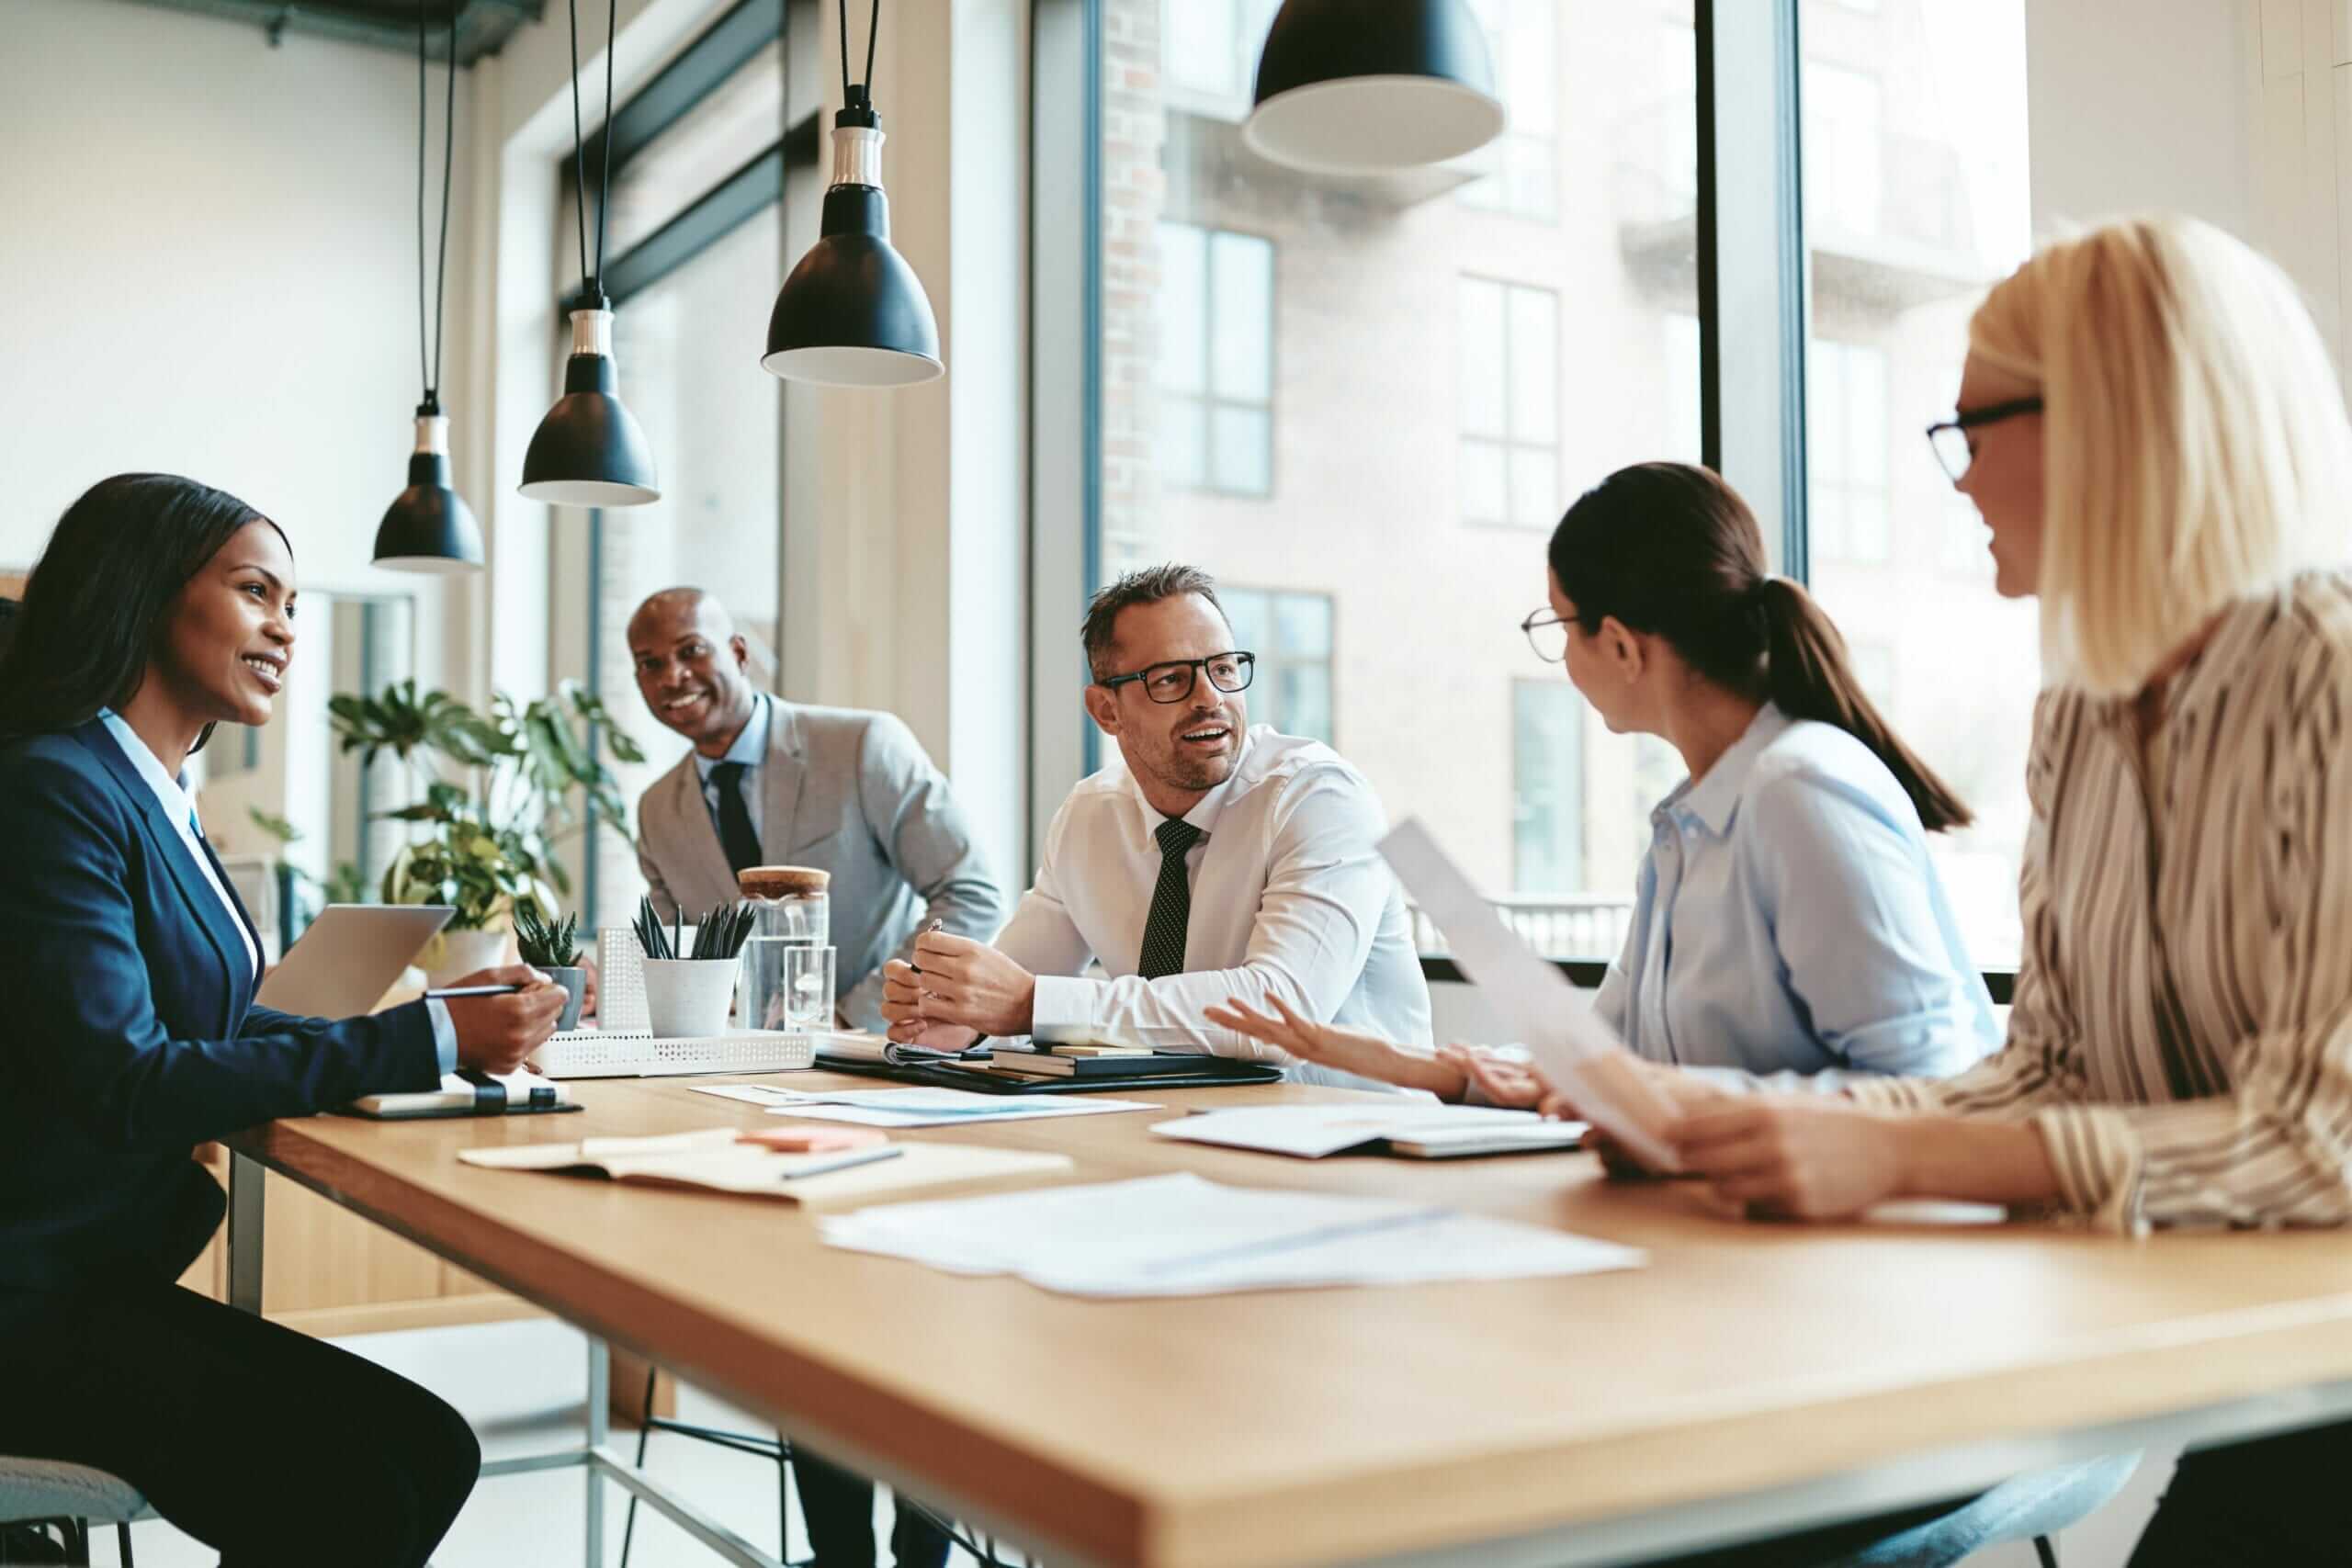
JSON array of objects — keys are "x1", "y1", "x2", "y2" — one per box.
[
  {"x1": 1925, "y1": 396, "x2": 2043, "y2": 482},
  {"x1": 1098, "y1": 651, "x2": 1256, "y2": 704}
]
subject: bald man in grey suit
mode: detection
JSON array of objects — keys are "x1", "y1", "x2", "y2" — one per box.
[{"x1": 628, "y1": 589, "x2": 1005, "y2": 1033}]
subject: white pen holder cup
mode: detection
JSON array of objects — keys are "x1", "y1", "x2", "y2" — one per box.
[{"x1": 640, "y1": 956, "x2": 741, "y2": 1039}]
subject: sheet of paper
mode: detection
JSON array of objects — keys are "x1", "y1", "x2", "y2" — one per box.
[
  {"x1": 820, "y1": 1172, "x2": 1645, "y2": 1297},
  {"x1": 1149, "y1": 1103, "x2": 1556, "y2": 1159},
  {"x1": 1380, "y1": 818, "x2": 1680, "y2": 1169},
  {"x1": 457, "y1": 1130, "x2": 1070, "y2": 1203},
  {"x1": 774, "y1": 1089, "x2": 1164, "y2": 1128},
  {"x1": 691, "y1": 1083, "x2": 843, "y2": 1109}
]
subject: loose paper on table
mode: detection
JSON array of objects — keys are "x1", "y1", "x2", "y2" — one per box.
[
  {"x1": 820, "y1": 1172, "x2": 1645, "y2": 1297},
  {"x1": 691, "y1": 1083, "x2": 1161, "y2": 1128},
  {"x1": 1379, "y1": 818, "x2": 1681, "y2": 1169},
  {"x1": 1153, "y1": 1103, "x2": 1586, "y2": 1159}
]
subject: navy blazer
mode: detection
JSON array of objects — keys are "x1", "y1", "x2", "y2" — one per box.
[{"x1": 0, "y1": 718, "x2": 439, "y2": 1297}]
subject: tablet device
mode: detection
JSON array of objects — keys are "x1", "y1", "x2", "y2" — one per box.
[{"x1": 254, "y1": 905, "x2": 454, "y2": 1019}]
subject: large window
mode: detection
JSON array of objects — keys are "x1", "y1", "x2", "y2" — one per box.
[
  {"x1": 1458, "y1": 276, "x2": 1561, "y2": 530},
  {"x1": 1224, "y1": 587, "x2": 1333, "y2": 744},
  {"x1": 1803, "y1": 0, "x2": 2035, "y2": 963},
  {"x1": 1156, "y1": 222, "x2": 1275, "y2": 498},
  {"x1": 1083, "y1": 0, "x2": 1700, "y2": 947}
]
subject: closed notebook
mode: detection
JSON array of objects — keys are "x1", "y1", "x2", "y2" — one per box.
[
  {"x1": 979, "y1": 1050, "x2": 1244, "y2": 1079},
  {"x1": 457, "y1": 1128, "x2": 1072, "y2": 1207}
]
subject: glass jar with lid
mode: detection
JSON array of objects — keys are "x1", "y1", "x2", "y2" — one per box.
[{"x1": 735, "y1": 865, "x2": 831, "y2": 1032}]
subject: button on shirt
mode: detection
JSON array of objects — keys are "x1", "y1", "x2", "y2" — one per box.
[
  {"x1": 1594, "y1": 704, "x2": 1996, "y2": 1085},
  {"x1": 692, "y1": 695, "x2": 771, "y2": 843},
  {"x1": 98, "y1": 711, "x2": 457, "y2": 1074},
  {"x1": 997, "y1": 726, "x2": 1432, "y2": 1088}
]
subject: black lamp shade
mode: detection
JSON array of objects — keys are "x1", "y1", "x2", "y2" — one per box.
[
  {"x1": 375, "y1": 413, "x2": 484, "y2": 572},
  {"x1": 763, "y1": 120, "x2": 943, "y2": 388},
  {"x1": 520, "y1": 308, "x2": 662, "y2": 506},
  {"x1": 1247, "y1": 0, "x2": 1504, "y2": 175}
]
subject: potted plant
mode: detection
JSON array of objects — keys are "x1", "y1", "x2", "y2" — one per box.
[
  {"x1": 514, "y1": 902, "x2": 588, "y2": 1031},
  {"x1": 329, "y1": 678, "x2": 643, "y2": 983}
]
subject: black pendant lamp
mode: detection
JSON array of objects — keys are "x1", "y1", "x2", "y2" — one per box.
[
  {"x1": 375, "y1": 0, "x2": 484, "y2": 572},
  {"x1": 761, "y1": 0, "x2": 942, "y2": 387},
  {"x1": 1246, "y1": 0, "x2": 1505, "y2": 175},
  {"x1": 520, "y1": 0, "x2": 660, "y2": 505}
]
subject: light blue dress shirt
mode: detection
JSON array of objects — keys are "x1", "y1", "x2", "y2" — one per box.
[
  {"x1": 98, "y1": 710, "x2": 458, "y2": 1075},
  {"x1": 1593, "y1": 703, "x2": 1996, "y2": 1084},
  {"x1": 692, "y1": 694, "x2": 771, "y2": 841}
]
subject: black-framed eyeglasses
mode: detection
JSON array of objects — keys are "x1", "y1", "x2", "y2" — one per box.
[
  {"x1": 1521, "y1": 608, "x2": 1570, "y2": 664},
  {"x1": 1097, "y1": 650, "x2": 1256, "y2": 704},
  {"x1": 1925, "y1": 396, "x2": 2043, "y2": 483}
]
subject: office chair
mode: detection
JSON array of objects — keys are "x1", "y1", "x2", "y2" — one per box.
[
  {"x1": 617, "y1": 1366, "x2": 798, "y2": 1568},
  {"x1": 0, "y1": 1456, "x2": 147, "y2": 1564}
]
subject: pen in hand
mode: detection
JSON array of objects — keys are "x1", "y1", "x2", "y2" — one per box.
[
  {"x1": 424, "y1": 984, "x2": 528, "y2": 999},
  {"x1": 908, "y1": 918, "x2": 944, "y2": 976}
]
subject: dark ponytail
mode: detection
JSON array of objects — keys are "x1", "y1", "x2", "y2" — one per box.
[{"x1": 1548, "y1": 462, "x2": 1972, "y2": 833}]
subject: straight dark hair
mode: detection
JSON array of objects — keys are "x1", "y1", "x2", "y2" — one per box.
[
  {"x1": 1548, "y1": 462, "x2": 1971, "y2": 833},
  {"x1": 1080, "y1": 562, "x2": 1227, "y2": 681},
  {"x1": 0, "y1": 474, "x2": 280, "y2": 749}
]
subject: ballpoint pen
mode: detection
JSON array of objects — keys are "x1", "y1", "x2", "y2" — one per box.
[{"x1": 908, "y1": 917, "x2": 945, "y2": 975}]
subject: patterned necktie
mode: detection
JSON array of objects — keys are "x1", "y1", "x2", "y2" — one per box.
[
  {"x1": 709, "y1": 761, "x2": 763, "y2": 875},
  {"x1": 1137, "y1": 818, "x2": 1204, "y2": 980}
]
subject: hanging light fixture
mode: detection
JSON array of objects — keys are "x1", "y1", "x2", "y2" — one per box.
[
  {"x1": 761, "y1": 0, "x2": 942, "y2": 388},
  {"x1": 520, "y1": 0, "x2": 661, "y2": 505},
  {"x1": 375, "y1": 0, "x2": 484, "y2": 572},
  {"x1": 1245, "y1": 0, "x2": 1505, "y2": 176}
]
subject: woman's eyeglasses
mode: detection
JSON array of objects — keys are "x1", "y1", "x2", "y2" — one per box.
[
  {"x1": 1520, "y1": 609, "x2": 1569, "y2": 664},
  {"x1": 1925, "y1": 396, "x2": 2043, "y2": 482}
]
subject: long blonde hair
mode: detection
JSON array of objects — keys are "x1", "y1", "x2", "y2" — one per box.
[{"x1": 1969, "y1": 215, "x2": 2352, "y2": 695}]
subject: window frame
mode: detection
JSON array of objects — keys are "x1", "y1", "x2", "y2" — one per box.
[{"x1": 1154, "y1": 220, "x2": 1279, "y2": 501}]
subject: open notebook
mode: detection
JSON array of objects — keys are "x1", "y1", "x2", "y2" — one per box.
[{"x1": 458, "y1": 1128, "x2": 1072, "y2": 1207}]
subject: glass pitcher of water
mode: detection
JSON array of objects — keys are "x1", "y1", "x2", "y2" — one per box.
[{"x1": 735, "y1": 865, "x2": 831, "y2": 1032}]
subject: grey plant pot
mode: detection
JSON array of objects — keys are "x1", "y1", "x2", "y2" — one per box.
[{"x1": 544, "y1": 966, "x2": 587, "y2": 1032}]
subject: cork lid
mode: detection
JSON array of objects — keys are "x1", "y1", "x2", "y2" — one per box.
[{"x1": 738, "y1": 864, "x2": 831, "y2": 897}]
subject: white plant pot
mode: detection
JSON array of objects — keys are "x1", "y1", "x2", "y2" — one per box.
[
  {"x1": 420, "y1": 927, "x2": 513, "y2": 987},
  {"x1": 640, "y1": 957, "x2": 741, "y2": 1039}
]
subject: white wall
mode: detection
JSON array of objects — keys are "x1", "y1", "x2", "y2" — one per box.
[{"x1": 0, "y1": 0, "x2": 477, "y2": 710}]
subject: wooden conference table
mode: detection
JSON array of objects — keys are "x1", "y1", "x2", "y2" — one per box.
[{"x1": 223, "y1": 1076, "x2": 2352, "y2": 1568}]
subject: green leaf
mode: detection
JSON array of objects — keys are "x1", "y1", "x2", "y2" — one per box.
[{"x1": 245, "y1": 807, "x2": 301, "y2": 845}]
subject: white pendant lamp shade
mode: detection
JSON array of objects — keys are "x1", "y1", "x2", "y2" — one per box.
[{"x1": 1246, "y1": 0, "x2": 1505, "y2": 175}]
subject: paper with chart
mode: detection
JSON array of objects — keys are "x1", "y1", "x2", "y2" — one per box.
[
  {"x1": 1379, "y1": 818, "x2": 1681, "y2": 1170},
  {"x1": 765, "y1": 1088, "x2": 1165, "y2": 1128},
  {"x1": 818, "y1": 1172, "x2": 1645, "y2": 1297}
]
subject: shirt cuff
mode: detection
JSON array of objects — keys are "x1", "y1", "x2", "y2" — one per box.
[
  {"x1": 2028, "y1": 1104, "x2": 2146, "y2": 1234},
  {"x1": 426, "y1": 998, "x2": 459, "y2": 1076},
  {"x1": 1029, "y1": 976, "x2": 1102, "y2": 1044}
]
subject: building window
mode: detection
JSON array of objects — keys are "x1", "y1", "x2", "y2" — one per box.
[
  {"x1": 1157, "y1": 222, "x2": 1275, "y2": 497},
  {"x1": 1224, "y1": 588, "x2": 1333, "y2": 744},
  {"x1": 1458, "y1": 0, "x2": 1560, "y2": 220},
  {"x1": 1512, "y1": 681, "x2": 1583, "y2": 892},
  {"x1": 1163, "y1": 0, "x2": 1281, "y2": 103},
  {"x1": 1806, "y1": 338, "x2": 1890, "y2": 563},
  {"x1": 1459, "y1": 276, "x2": 1560, "y2": 528},
  {"x1": 1803, "y1": 62, "x2": 1883, "y2": 238}
]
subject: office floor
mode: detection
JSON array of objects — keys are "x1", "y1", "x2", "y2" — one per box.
[{"x1": 101, "y1": 1317, "x2": 2167, "y2": 1567}]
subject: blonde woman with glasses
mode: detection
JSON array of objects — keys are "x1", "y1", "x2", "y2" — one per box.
[{"x1": 1621, "y1": 216, "x2": 2352, "y2": 1564}]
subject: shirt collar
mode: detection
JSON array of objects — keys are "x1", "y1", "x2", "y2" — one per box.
[
  {"x1": 96, "y1": 707, "x2": 202, "y2": 833},
  {"x1": 1660, "y1": 703, "x2": 1792, "y2": 838},
  {"x1": 693, "y1": 693, "x2": 771, "y2": 782},
  {"x1": 1128, "y1": 727, "x2": 1254, "y2": 840}
]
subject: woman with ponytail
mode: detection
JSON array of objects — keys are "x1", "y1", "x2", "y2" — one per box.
[{"x1": 1210, "y1": 459, "x2": 1997, "y2": 1097}]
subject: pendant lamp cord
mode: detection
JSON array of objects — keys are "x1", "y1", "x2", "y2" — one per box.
[
  {"x1": 565, "y1": 0, "x2": 622, "y2": 299},
  {"x1": 838, "y1": 0, "x2": 880, "y2": 105},
  {"x1": 415, "y1": 0, "x2": 458, "y2": 410}
]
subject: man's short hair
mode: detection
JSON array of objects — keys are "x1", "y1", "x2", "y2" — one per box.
[{"x1": 1080, "y1": 564, "x2": 1225, "y2": 682}]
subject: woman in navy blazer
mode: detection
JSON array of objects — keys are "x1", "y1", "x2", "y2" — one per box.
[{"x1": 0, "y1": 475, "x2": 564, "y2": 1567}]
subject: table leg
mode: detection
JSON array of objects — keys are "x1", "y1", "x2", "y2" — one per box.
[
  {"x1": 227, "y1": 1151, "x2": 266, "y2": 1315},
  {"x1": 586, "y1": 1334, "x2": 610, "y2": 1566}
]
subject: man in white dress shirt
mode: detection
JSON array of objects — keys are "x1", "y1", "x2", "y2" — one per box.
[{"x1": 880, "y1": 564, "x2": 1430, "y2": 1085}]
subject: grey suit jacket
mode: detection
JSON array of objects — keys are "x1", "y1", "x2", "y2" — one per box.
[{"x1": 635, "y1": 698, "x2": 1007, "y2": 1030}]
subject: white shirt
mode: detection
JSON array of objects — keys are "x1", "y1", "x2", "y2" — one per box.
[{"x1": 1000, "y1": 726, "x2": 1432, "y2": 1088}]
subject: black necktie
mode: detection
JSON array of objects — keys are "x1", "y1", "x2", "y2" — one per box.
[
  {"x1": 709, "y1": 761, "x2": 763, "y2": 875},
  {"x1": 1137, "y1": 818, "x2": 1204, "y2": 980}
]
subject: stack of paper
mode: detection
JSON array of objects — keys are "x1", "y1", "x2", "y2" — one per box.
[
  {"x1": 458, "y1": 1128, "x2": 1072, "y2": 1206},
  {"x1": 1151, "y1": 1103, "x2": 1587, "y2": 1159},
  {"x1": 819, "y1": 1172, "x2": 1645, "y2": 1297}
]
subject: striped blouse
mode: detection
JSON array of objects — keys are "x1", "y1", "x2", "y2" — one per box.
[{"x1": 1846, "y1": 572, "x2": 2352, "y2": 1234}]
